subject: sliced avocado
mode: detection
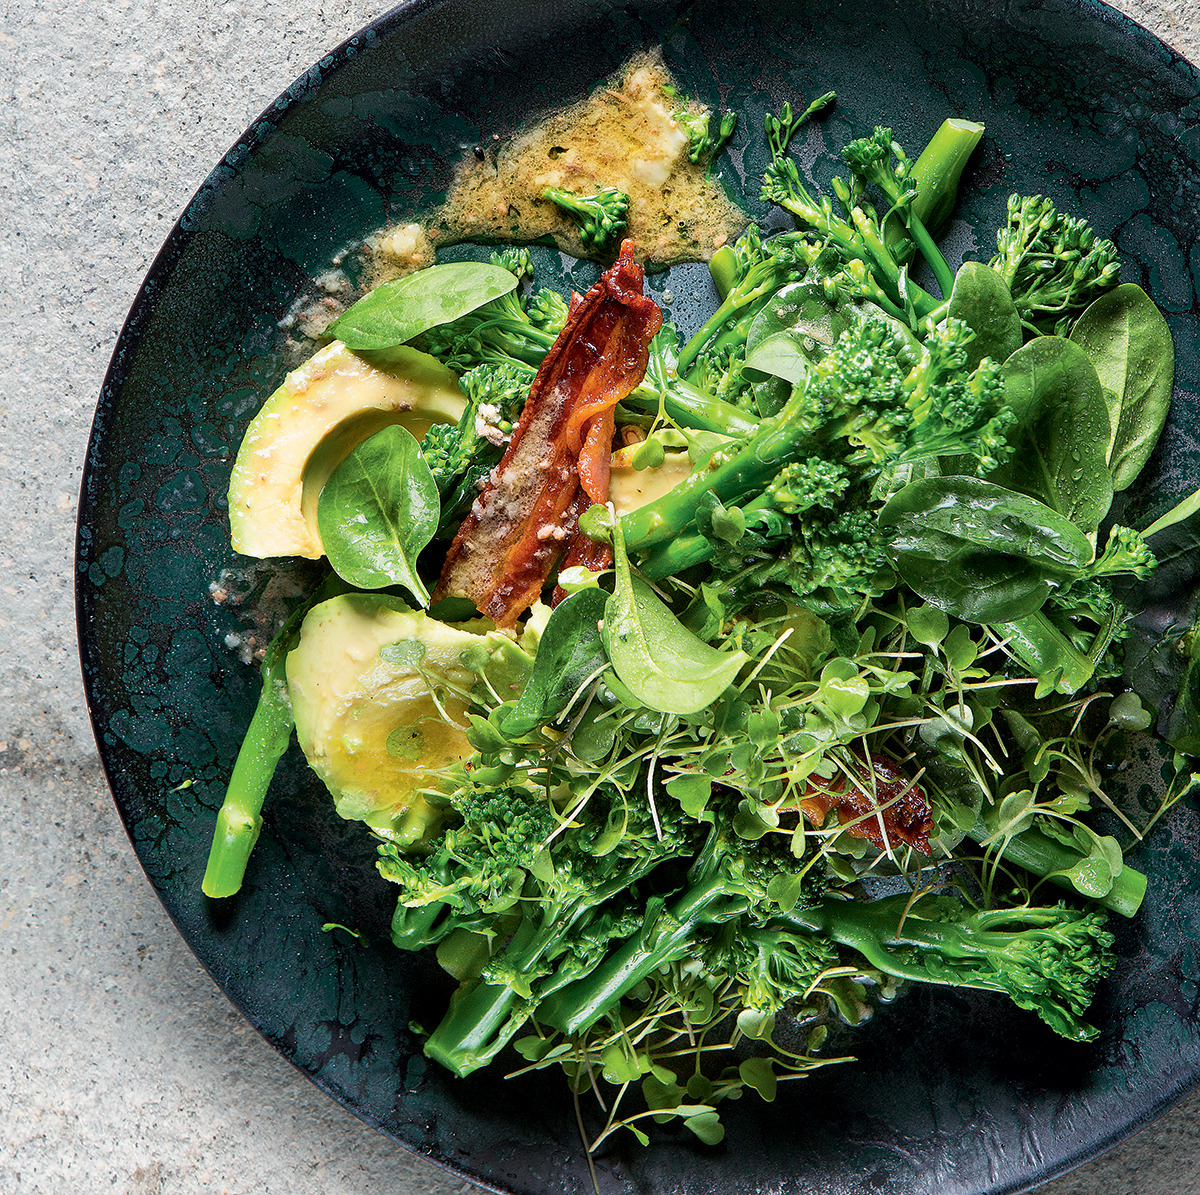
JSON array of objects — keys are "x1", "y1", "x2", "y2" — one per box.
[
  {"x1": 608, "y1": 446, "x2": 695, "y2": 516},
  {"x1": 229, "y1": 341, "x2": 465, "y2": 559},
  {"x1": 285, "y1": 592, "x2": 520, "y2": 838}
]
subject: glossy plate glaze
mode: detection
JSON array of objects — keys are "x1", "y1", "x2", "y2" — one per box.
[{"x1": 77, "y1": 1, "x2": 1200, "y2": 1192}]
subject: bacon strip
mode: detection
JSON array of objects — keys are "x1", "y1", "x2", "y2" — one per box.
[
  {"x1": 551, "y1": 487, "x2": 614, "y2": 607},
  {"x1": 434, "y1": 240, "x2": 661, "y2": 627},
  {"x1": 798, "y1": 754, "x2": 932, "y2": 855}
]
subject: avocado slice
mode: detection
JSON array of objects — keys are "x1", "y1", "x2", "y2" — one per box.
[
  {"x1": 229, "y1": 341, "x2": 465, "y2": 559},
  {"x1": 285, "y1": 592, "x2": 519, "y2": 836}
]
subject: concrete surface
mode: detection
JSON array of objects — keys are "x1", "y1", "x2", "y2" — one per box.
[{"x1": 3, "y1": 1, "x2": 1200, "y2": 1192}]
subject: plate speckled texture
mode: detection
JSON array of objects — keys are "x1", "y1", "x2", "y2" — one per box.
[{"x1": 76, "y1": 1, "x2": 1200, "y2": 1192}]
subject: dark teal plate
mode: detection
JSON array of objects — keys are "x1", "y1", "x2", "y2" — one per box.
[{"x1": 77, "y1": 1, "x2": 1200, "y2": 1191}]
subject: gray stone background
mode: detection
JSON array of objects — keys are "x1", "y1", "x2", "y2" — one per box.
[{"x1": 4, "y1": 0, "x2": 1200, "y2": 1192}]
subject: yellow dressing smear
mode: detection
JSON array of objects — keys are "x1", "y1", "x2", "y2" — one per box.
[{"x1": 374, "y1": 49, "x2": 747, "y2": 276}]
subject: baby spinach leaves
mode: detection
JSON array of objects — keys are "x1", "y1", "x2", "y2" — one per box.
[
  {"x1": 603, "y1": 515, "x2": 748, "y2": 714},
  {"x1": 317, "y1": 425, "x2": 439, "y2": 604},
  {"x1": 329, "y1": 262, "x2": 519, "y2": 351},
  {"x1": 990, "y1": 336, "x2": 1113, "y2": 533},
  {"x1": 879, "y1": 475, "x2": 1092, "y2": 623},
  {"x1": 744, "y1": 282, "x2": 839, "y2": 384},
  {"x1": 501, "y1": 588, "x2": 609, "y2": 736},
  {"x1": 946, "y1": 261, "x2": 1022, "y2": 370},
  {"x1": 1070, "y1": 283, "x2": 1174, "y2": 492}
]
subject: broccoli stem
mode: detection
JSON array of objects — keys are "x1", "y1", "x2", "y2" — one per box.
[
  {"x1": 783, "y1": 897, "x2": 1066, "y2": 986},
  {"x1": 676, "y1": 238, "x2": 818, "y2": 375},
  {"x1": 708, "y1": 245, "x2": 740, "y2": 299},
  {"x1": 637, "y1": 490, "x2": 776, "y2": 580},
  {"x1": 618, "y1": 385, "x2": 849, "y2": 551},
  {"x1": 622, "y1": 375, "x2": 759, "y2": 437},
  {"x1": 202, "y1": 573, "x2": 344, "y2": 899},
  {"x1": 201, "y1": 659, "x2": 292, "y2": 899},
  {"x1": 537, "y1": 880, "x2": 749, "y2": 1035},
  {"x1": 995, "y1": 610, "x2": 1096, "y2": 696},
  {"x1": 892, "y1": 119, "x2": 985, "y2": 247},
  {"x1": 424, "y1": 914, "x2": 544, "y2": 1076},
  {"x1": 967, "y1": 821, "x2": 1147, "y2": 918}
]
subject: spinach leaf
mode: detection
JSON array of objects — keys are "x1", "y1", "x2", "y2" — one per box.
[
  {"x1": 603, "y1": 517, "x2": 747, "y2": 714},
  {"x1": 746, "y1": 282, "x2": 839, "y2": 363},
  {"x1": 328, "y1": 262, "x2": 519, "y2": 351},
  {"x1": 879, "y1": 475, "x2": 1093, "y2": 623},
  {"x1": 501, "y1": 588, "x2": 608, "y2": 736},
  {"x1": 743, "y1": 332, "x2": 810, "y2": 385},
  {"x1": 1069, "y1": 283, "x2": 1174, "y2": 492},
  {"x1": 317, "y1": 425, "x2": 440, "y2": 603},
  {"x1": 946, "y1": 261, "x2": 1022, "y2": 369},
  {"x1": 990, "y1": 336, "x2": 1112, "y2": 533}
]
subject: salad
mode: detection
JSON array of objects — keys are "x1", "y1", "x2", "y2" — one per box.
[{"x1": 204, "y1": 79, "x2": 1199, "y2": 1157}]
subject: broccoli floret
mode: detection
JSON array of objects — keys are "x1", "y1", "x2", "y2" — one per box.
[
  {"x1": 768, "y1": 458, "x2": 852, "y2": 514},
  {"x1": 674, "y1": 106, "x2": 737, "y2": 165},
  {"x1": 526, "y1": 287, "x2": 569, "y2": 330},
  {"x1": 989, "y1": 194, "x2": 1121, "y2": 331},
  {"x1": 1086, "y1": 524, "x2": 1156, "y2": 582},
  {"x1": 377, "y1": 784, "x2": 553, "y2": 916},
  {"x1": 489, "y1": 246, "x2": 534, "y2": 282},
  {"x1": 420, "y1": 360, "x2": 533, "y2": 535},
  {"x1": 790, "y1": 894, "x2": 1114, "y2": 1041},
  {"x1": 723, "y1": 924, "x2": 839, "y2": 1015},
  {"x1": 541, "y1": 184, "x2": 630, "y2": 254}
]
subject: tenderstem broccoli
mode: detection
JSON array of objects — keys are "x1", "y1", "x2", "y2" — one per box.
[
  {"x1": 381, "y1": 783, "x2": 700, "y2": 1076},
  {"x1": 423, "y1": 251, "x2": 566, "y2": 373},
  {"x1": 617, "y1": 315, "x2": 1009, "y2": 559},
  {"x1": 202, "y1": 573, "x2": 346, "y2": 898},
  {"x1": 785, "y1": 893, "x2": 1114, "y2": 1041},
  {"x1": 536, "y1": 811, "x2": 827, "y2": 1035},
  {"x1": 542, "y1": 185, "x2": 630, "y2": 254},
  {"x1": 989, "y1": 194, "x2": 1121, "y2": 330}
]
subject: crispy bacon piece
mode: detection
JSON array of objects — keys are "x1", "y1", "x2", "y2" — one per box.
[
  {"x1": 798, "y1": 753, "x2": 932, "y2": 855},
  {"x1": 434, "y1": 239, "x2": 661, "y2": 627},
  {"x1": 551, "y1": 487, "x2": 614, "y2": 607}
]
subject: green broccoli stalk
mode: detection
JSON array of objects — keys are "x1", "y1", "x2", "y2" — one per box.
[
  {"x1": 536, "y1": 814, "x2": 827, "y2": 1036},
  {"x1": 885, "y1": 117, "x2": 985, "y2": 250},
  {"x1": 623, "y1": 324, "x2": 762, "y2": 437},
  {"x1": 637, "y1": 459, "x2": 850, "y2": 581},
  {"x1": 617, "y1": 315, "x2": 1009, "y2": 558},
  {"x1": 541, "y1": 185, "x2": 630, "y2": 254},
  {"x1": 989, "y1": 194, "x2": 1121, "y2": 332},
  {"x1": 841, "y1": 126, "x2": 957, "y2": 299},
  {"x1": 761, "y1": 139, "x2": 941, "y2": 322},
  {"x1": 760, "y1": 110, "x2": 987, "y2": 323},
  {"x1": 965, "y1": 820, "x2": 1147, "y2": 919},
  {"x1": 391, "y1": 785, "x2": 699, "y2": 1076},
  {"x1": 202, "y1": 573, "x2": 346, "y2": 898},
  {"x1": 991, "y1": 525, "x2": 1156, "y2": 696},
  {"x1": 786, "y1": 893, "x2": 1114, "y2": 1041}
]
